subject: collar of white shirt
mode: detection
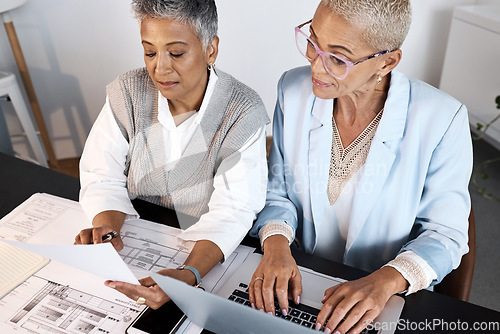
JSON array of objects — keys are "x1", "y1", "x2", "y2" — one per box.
[{"x1": 157, "y1": 70, "x2": 219, "y2": 131}]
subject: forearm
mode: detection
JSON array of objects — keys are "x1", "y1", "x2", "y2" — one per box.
[
  {"x1": 262, "y1": 234, "x2": 291, "y2": 254},
  {"x1": 371, "y1": 266, "x2": 409, "y2": 296},
  {"x1": 179, "y1": 240, "x2": 224, "y2": 285},
  {"x1": 92, "y1": 210, "x2": 126, "y2": 232}
]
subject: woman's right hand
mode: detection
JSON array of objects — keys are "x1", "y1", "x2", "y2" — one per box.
[
  {"x1": 74, "y1": 225, "x2": 124, "y2": 251},
  {"x1": 74, "y1": 210, "x2": 126, "y2": 250},
  {"x1": 248, "y1": 235, "x2": 302, "y2": 316}
]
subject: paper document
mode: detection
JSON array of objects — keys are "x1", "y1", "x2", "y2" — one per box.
[
  {"x1": 119, "y1": 218, "x2": 254, "y2": 292},
  {"x1": 0, "y1": 193, "x2": 256, "y2": 334},
  {"x1": 0, "y1": 240, "x2": 50, "y2": 299},
  {"x1": 0, "y1": 193, "x2": 86, "y2": 244},
  {"x1": 0, "y1": 266, "x2": 144, "y2": 334},
  {"x1": 3, "y1": 240, "x2": 139, "y2": 285},
  {"x1": 0, "y1": 194, "x2": 145, "y2": 333},
  {"x1": 117, "y1": 219, "x2": 256, "y2": 334}
]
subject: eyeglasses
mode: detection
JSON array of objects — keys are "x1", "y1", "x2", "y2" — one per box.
[{"x1": 295, "y1": 20, "x2": 394, "y2": 80}]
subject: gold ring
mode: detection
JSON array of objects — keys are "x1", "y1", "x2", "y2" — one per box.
[
  {"x1": 136, "y1": 297, "x2": 146, "y2": 305},
  {"x1": 254, "y1": 277, "x2": 264, "y2": 282}
]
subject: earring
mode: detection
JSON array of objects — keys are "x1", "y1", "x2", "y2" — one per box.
[
  {"x1": 208, "y1": 63, "x2": 215, "y2": 71},
  {"x1": 376, "y1": 74, "x2": 382, "y2": 85}
]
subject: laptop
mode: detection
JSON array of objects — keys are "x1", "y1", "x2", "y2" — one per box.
[{"x1": 152, "y1": 253, "x2": 405, "y2": 334}]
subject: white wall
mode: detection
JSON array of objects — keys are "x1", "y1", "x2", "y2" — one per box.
[
  {"x1": 398, "y1": 0, "x2": 475, "y2": 83},
  {"x1": 476, "y1": 0, "x2": 500, "y2": 4},
  {"x1": 0, "y1": 0, "x2": 498, "y2": 159},
  {"x1": 0, "y1": 0, "x2": 143, "y2": 159}
]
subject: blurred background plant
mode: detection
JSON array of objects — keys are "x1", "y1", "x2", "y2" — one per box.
[{"x1": 471, "y1": 95, "x2": 500, "y2": 201}]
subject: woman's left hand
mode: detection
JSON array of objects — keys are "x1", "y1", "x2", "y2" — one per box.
[
  {"x1": 316, "y1": 266, "x2": 408, "y2": 333},
  {"x1": 104, "y1": 240, "x2": 222, "y2": 309},
  {"x1": 104, "y1": 268, "x2": 197, "y2": 310}
]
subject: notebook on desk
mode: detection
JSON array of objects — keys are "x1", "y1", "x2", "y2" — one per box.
[
  {"x1": 0, "y1": 240, "x2": 50, "y2": 299},
  {"x1": 152, "y1": 253, "x2": 405, "y2": 334}
]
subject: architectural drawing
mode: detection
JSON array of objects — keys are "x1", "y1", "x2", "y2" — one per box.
[{"x1": 6, "y1": 275, "x2": 140, "y2": 334}]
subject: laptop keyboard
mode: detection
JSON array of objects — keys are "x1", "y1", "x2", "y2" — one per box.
[{"x1": 228, "y1": 283, "x2": 377, "y2": 334}]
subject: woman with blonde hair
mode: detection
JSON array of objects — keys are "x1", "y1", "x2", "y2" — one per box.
[{"x1": 250, "y1": 1, "x2": 472, "y2": 333}]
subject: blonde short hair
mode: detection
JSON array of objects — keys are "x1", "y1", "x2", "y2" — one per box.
[{"x1": 320, "y1": 0, "x2": 412, "y2": 51}]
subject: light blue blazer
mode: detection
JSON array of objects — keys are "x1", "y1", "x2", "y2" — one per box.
[{"x1": 251, "y1": 66, "x2": 473, "y2": 284}]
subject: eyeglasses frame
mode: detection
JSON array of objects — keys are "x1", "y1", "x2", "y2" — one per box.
[{"x1": 295, "y1": 19, "x2": 395, "y2": 80}]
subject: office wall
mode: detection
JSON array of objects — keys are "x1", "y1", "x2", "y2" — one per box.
[
  {"x1": 476, "y1": 0, "x2": 500, "y2": 4},
  {"x1": 0, "y1": 0, "x2": 495, "y2": 159}
]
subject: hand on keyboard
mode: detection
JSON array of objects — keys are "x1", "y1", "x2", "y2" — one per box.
[
  {"x1": 229, "y1": 282, "x2": 378, "y2": 333},
  {"x1": 248, "y1": 235, "x2": 302, "y2": 316}
]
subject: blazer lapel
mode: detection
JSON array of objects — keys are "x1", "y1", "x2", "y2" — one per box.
[
  {"x1": 308, "y1": 97, "x2": 334, "y2": 239},
  {"x1": 345, "y1": 139, "x2": 396, "y2": 251},
  {"x1": 345, "y1": 71, "x2": 410, "y2": 251}
]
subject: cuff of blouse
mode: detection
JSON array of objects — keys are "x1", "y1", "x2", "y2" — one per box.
[
  {"x1": 384, "y1": 251, "x2": 438, "y2": 295},
  {"x1": 258, "y1": 221, "x2": 294, "y2": 250}
]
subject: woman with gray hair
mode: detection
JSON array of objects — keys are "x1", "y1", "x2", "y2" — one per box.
[
  {"x1": 75, "y1": 0, "x2": 269, "y2": 309},
  {"x1": 249, "y1": 0, "x2": 472, "y2": 333}
]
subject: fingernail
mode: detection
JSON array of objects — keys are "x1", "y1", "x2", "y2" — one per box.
[
  {"x1": 259, "y1": 308, "x2": 264, "y2": 313},
  {"x1": 333, "y1": 331, "x2": 341, "y2": 334},
  {"x1": 106, "y1": 283, "x2": 116, "y2": 289},
  {"x1": 324, "y1": 328, "x2": 331, "y2": 334},
  {"x1": 251, "y1": 303, "x2": 255, "y2": 309},
  {"x1": 267, "y1": 311, "x2": 273, "y2": 316},
  {"x1": 315, "y1": 323, "x2": 322, "y2": 330},
  {"x1": 296, "y1": 296, "x2": 301, "y2": 304},
  {"x1": 281, "y1": 309, "x2": 287, "y2": 316},
  {"x1": 321, "y1": 295, "x2": 327, "y2": 303}
]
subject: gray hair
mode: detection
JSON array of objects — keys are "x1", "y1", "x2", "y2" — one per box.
[
  {"x1": 320, "y1": 0, "x2": 412, "y2": 51},
  {"x1": 131, "y1": 0, "x2": 218, "y2": 49}
]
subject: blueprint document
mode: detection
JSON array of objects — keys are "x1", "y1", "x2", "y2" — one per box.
[{"x1": 0, "y1": 193, "x2": 254, "y2": 334}]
